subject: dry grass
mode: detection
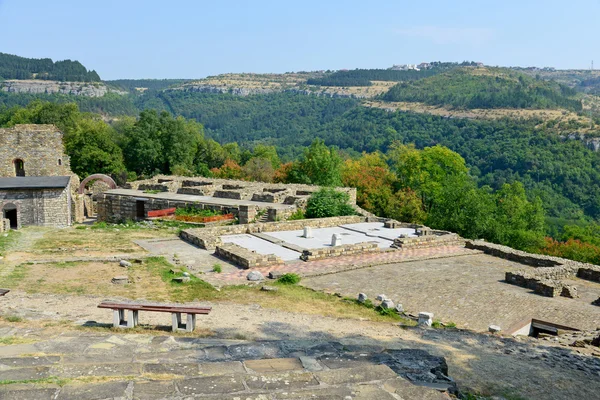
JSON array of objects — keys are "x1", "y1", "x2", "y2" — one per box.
[
  {"x1": 1, "y1": 260, "x2": 171, "y2": 300},
  {"x1": 364, "y1": 100, "x2": 599, "y2": 133}
]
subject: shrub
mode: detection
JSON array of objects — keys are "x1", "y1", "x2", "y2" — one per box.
[
  {"x1": 305, "y1": 188, "x2": 355, "y2": 219},
  {"x1": 212, "y1": 264, "x2": 222, "y2": 273},
  {"x1": 5, "y1": 315, "x2": 22, "y2": 323},
  {"x1": 287, "y1": 209, "x2": 305, "y2": 220},
  {"x1": 277, "y1": 273, "x2": 301, "y2": 285},
  {"x1": 175, "y1": 207, "x2": 222, "y2": 217}
]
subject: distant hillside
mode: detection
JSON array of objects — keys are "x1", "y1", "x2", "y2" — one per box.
[
  {"x1": 106, "y1": 79, "x2": 191, "y2": 93},
  {"x1": 306, "y1": 62, "x2": 476, "y2": 87},
  {"x1": 0, "y1": 52, "x2": 100, "y2": 82},
  {"x1": 382, "y1": 67, "x2": 583, "y2": 111}
]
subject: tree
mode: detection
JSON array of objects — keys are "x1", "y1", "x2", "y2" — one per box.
[
  {"x1": 243, "y1": 158, "x2": 275, "y2": 182},
  {"x1": 64, "y1": 118, "x2": 126, "y2": 178},
  {"x1": 305, "y1": 188, "x2": 355, "y2": 218},
  {"x1": 211, "y1": 159, "x2": 244, "y2": 180},
  {"x1": 288, "y1": 139, "x2": 343, "y2": 186},
  {"x1": 251, "y1": 145, "x2": 281, "y2": 169}
]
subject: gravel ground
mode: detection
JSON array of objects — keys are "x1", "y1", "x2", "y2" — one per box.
[{"x1": 1, "y1": 290, "x2": 599, "y2": 400}]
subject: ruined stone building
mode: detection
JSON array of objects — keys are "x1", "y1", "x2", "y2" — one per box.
[{"x1": 0, "y1": 124, "x2": 83, "y2": 229}]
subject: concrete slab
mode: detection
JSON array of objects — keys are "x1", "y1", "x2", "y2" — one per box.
[
  {"x1": 56, "y1": 381, "x2": 129, "y2": 400},
  {"x1": 244, "y1": 357, "x2": 304, "y2": 373},
  {"x1": 315, "y1": 364, "x2": 397, "y2": 385},
  {"x1": 133, "y1": 381, "x2": 176, "y2": 400},
  {"x1": 221, "y1": 234, "x2": 301, "y2": 261},
  {"x1": 245, "y1": 371, "x2": 319, "y2": 391},
  {"x1": 142, "y1": 363, "x2": 199, "y2": 375},
  {"x1": 54, "y1": 363, "x2": 141, "y2": 378},
  {"x1": 0, "y1": 386, "x2": 59, "y2": 400},
  {"x1": 0, "y1": 356, "x2": 60, "y2": 368},
  {"x1": 177, "y1": 375, "x2": 246, "y2": 395},
  {"x1": 198, "y1": 361, "x2": 246, "y2": 375},
  {"x1": 341, "y1": 222, "x2": 418, "y2": 240},
  {"x1": 264, "y1": 227, "x2": 393, "y2": 250},
  {"x1": 0, "y1": 366, "x2": 50, "y2": 381}
]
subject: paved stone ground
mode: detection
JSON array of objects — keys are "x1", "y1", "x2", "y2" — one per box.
[
  {"x1": 0, "y1": 326, "x2": 449, "y2": 400},
  {"x1": 302, "y1": 253, "x2": 600, "y2": 332},
  {"x1": 204, "y1": 246, "x2": 480, "y2": 285}
]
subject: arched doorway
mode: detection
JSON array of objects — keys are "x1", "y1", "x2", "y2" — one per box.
[
  {"x1": 78, "y1": 174, "x2": 117, "y2": 194},
  {"x1": 3, "y1": 203, "x2": 17, "y2": 229},
  {"x1": 13, "y1": 159, "x2": 25, "y2": 177}
]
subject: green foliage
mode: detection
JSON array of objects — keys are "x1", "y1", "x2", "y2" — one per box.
[
  {"x1": 0, "y1": 52, "x2": 100, "y2": 82},
  {"x1": 288, "y1": 139, "x2": 343, "y2": 186},
  {"x1": 383, "y1": 67, "x2": 583, "y2": 111},
  {"x1": 212, "y1": 264, "x2": 222, "y2": 273},
  {"x1": 287, "y1": 209, "x2": 305, "y2": 220},
  {"x1": 306, "y1": 62, "x2": 469, "y2": 86},
  {"x1": 305, "y1": 188, "x2": 355, "y2": 218},
  {"x1": 277, "y1": 273, "x2": 301, "y2": 285},
  {"x1": 5, "y1": 315, "x2": 22, "y2": 323},
  {"x1": 174, "y1": 207, "x2": 221, "y2": 217}
]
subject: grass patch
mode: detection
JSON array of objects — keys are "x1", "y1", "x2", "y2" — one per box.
[
  {"x1": 0, "y1": 336, "x2": 37, "y2": 346},
  {"x1": 0, "y1": 230, "x2": 21, "y2": 256},
  {"x1": 4, "y1": 315, "x2": 22, "y2": 323},
  {"x1": 175, "y1": 207, "x2": 221, "y2": 217},
  {"x1": 144, "y1": 257, "x2": 415, "y2": 323},
  {"x1": 212, "y1": 264, "x2": 222, "y2": 273},
  {"x1": 277, "y1": 273, "x2": 301, "y2": 285},
  {"x1": 432, "y1": 320, "x2": 457, "y2": 329}
]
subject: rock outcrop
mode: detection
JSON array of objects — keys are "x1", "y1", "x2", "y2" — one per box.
[{"x1": 0, "y1": 80, "x2": 126, "y2": 97}]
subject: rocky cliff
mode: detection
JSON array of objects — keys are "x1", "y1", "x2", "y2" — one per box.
[{"x1": 0, "y1": 79, "x2": 126, "y2": 97}]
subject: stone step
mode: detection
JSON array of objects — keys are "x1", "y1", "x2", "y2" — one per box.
[{"x1": 0, "y1": 365, "x2": 449, "y2": 400}]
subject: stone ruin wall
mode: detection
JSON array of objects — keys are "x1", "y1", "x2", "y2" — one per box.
[
  {"x1": 180, "y1": 215, "x2": 365, "y2": 250},
  {"x1": 467, "y1": 240, "x2": 600, "y2": 303},
  {"x1": 0, "y1": 186, "x2": 72, "y2": 228},
  {"x1": 126, "y1": 175, "x2": 357, "y2": 209},
  {"x1": 0, "y1": 125, "x2": 74, "y2": 177}
]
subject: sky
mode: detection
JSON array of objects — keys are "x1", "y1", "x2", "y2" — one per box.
[{"x1": 0, "y1": 0, "x2": 599, "y2": 80}]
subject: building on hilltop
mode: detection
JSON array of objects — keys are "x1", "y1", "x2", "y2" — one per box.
[{"x1": 0, "y1": 124, "x2": 84, "y2": 229}]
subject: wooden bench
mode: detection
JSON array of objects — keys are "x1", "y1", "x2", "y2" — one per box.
[
  {"x1": 98, "y1": 301, "x2": 211, "y2": 332},
  {"x1": 0, "y1": 289, "x2": 9, "y2": 296}
]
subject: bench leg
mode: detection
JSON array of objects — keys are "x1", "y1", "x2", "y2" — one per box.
[
  {"x1": 133, "y1": 310, "x2": 139, "y2": 326},
  {"x1": 172, "y1": 312, "x2": 182, "y2": 332},
  {"x1": 186, "y1": 313, "x2": 196, "y2": 332},
  {"x1": 113, "y1": 310, "x2": 120, "y2": 328},
  {"x1": 127, "y1": 310, "x2": 136, "y2": 328}
]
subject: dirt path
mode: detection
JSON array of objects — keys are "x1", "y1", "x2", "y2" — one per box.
[{"x1": 1, "y1": 290, "x2": 599, "y2": 400}]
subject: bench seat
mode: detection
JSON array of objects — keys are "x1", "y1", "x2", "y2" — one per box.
[{"x1": 98, "y1": 301, "x2": 211, "y2": 332}]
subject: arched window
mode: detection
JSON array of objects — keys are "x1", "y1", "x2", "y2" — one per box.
[{"x1": 13, "y1": 159, "x2": 25, "y2": 177}]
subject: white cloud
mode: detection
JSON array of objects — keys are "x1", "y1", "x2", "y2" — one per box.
[{"x1": 393, "y1": 26, "x2": 494, "y2": 46}]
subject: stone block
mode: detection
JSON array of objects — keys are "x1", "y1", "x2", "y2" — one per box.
[
  {"x1": 357, "y1": 293, "x2": 368, "y2": 303},
  {"x1": 418, "y1": 312, "x2": 433, "y2": 327},
  {"x1": 119, "y1": 259, "x2": 132, "y2": 268},
  {"x1": 111, "y1": 276, "x2": 128, "y2": 285},
  {"x1": 247, "y1": 271, "x2": 264, "y2": 281},
  {"x1": 381, "y1": 299, "x2": 395, "y2": 309},
  {"x1": 488, "y1": 325, "x2": 502, "y2": 333},
  {"x1": 560, "y1": 285, "x2": 578, "y2": 298}
]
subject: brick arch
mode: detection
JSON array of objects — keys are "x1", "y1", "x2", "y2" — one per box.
[{"x1": 78, "y1": 174, "x2": 117, "y2": 194}]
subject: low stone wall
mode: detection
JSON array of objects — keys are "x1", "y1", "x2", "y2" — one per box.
[
  {"x1": 180, "y1": 215, "x2": 364, "y2": 250},
  {"x1": 138, "y1": 184, "x2": 169, "y2": 192},
  {"x1": 465, "y1": 240, "x2": 562, "y2": 268},
  {"x1": 214, "y1": 243, "x2": 283, "y2": 269},
  {"x1": 577, "y1": 268, "x2": 600, "y2": 283},
  {"x1": 392, "y1": 234, "x2": 464, "y2": 249},
  {"x1": 300, "y1": 242, "x2": 380, "y2": 261}
]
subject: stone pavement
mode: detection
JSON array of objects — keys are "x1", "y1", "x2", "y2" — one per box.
[
  {"x1": 302, "y1": 253, "x2": 600, "y2": 332},
  {"x1": 204, "y1": 245, "x2": 480, "y2": 284},
  {"x1": 0, "y1": 327, "x2": 450, "y2": 400}
]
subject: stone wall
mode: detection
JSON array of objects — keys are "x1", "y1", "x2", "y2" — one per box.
[
  {"x1": 96, "y1": 193, "x2": 238, "y2": 223},
  {"x1": 0, "y1": 125, "x2": 73, "y2": 177},
  {"x1": 0, "y1": 187, "x2": 72, "y2": 228},
  {"x1": 392, "y1": 234, "x2": 464, "y2": 249},
  {"x1": 126, "y1": 175, "x2": 357, "y2": 210},
  {"x1": 300, "y1": 242, "x2": 380, "y2": 261},
  {"x1": 214, "y1": 243, "x2": 283, "y2": 269},
  {"x1": 180, "y1": 215, "x2": 364, "y2": 250}
]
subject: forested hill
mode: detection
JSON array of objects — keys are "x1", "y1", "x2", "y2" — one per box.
[
  {"x1": 0, "y1": 52, "x2": 101, "y2": 82},
  {"x1": 306, "y1": 62, "x2": 477, "y2": 87},
  {"x1": 105, "y1": 79, "x2": 191, "y2": 93},
  {"x1": 383, "y1": 67, "x2": 583, "y2": 111}
]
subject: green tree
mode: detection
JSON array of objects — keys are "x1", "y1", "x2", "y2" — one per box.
[
  {"x1": 288, "y1": 139, "x2": 343, "y2": 186},
  {"x1": 305, "y1": 188, "x2": 355, "y2": 218}
]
